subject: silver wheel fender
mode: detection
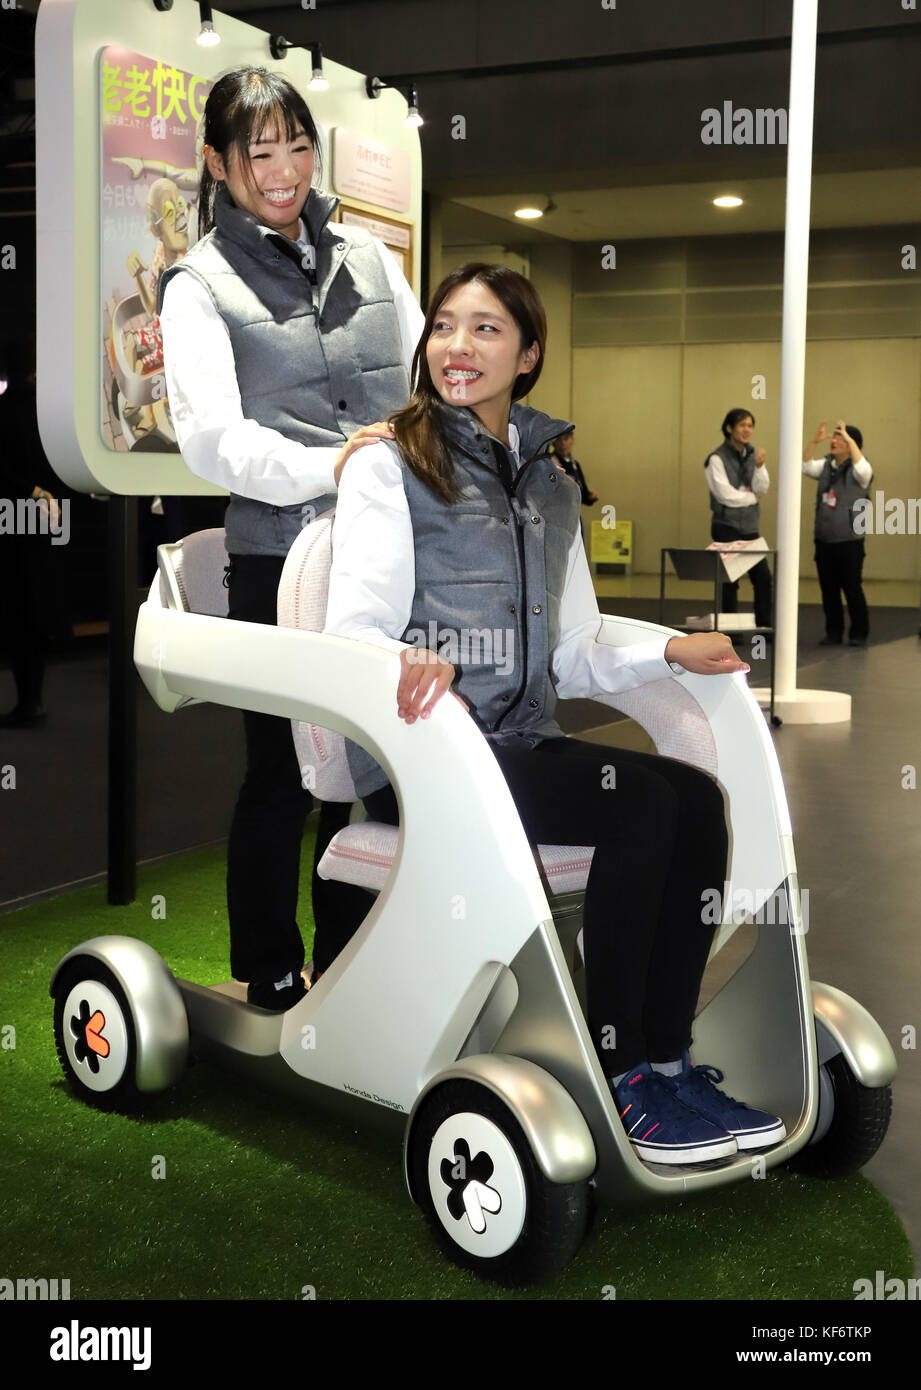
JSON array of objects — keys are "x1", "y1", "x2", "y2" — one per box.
[
  {"x1": 812, "y1": 981, "x2": 897, "y2": 1089},
  {"x1": 51, "y1": 936, "x2": 188, "y2": 1092},
  {"x1": 404, "y1": 1054, "x2": 596, "y2": 1201}
]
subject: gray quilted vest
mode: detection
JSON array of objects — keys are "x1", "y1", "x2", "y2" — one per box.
[
  {"x1": 813, "y1": 456, "x2": 873, "y2": 543},
  {"x1": 345, "y1": 402, "x2": 581, "y2": 798},
  {"x1": 158, "y1": 182, "x2": 409, "y2": 556},
  {"x1": 707, "y1": 440, "x2": 760, "y2": 534}
]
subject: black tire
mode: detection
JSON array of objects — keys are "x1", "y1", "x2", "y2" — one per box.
[
  {"x1": 409, "y1": 1079, "x2": 591, "y2": 1286},
  {"x1": 790, "y1": 1053, "x2": 892, "y2": 1179},
  {"x1": 53, "y1": 960, "x2": 143, "y2": 1110}
]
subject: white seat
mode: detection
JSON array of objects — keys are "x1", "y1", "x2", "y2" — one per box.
[
  {"x1": 276, "y1": 516, "x2": 358, "y2": 802},
  {"x1": 275, "y1": 518, "x2": 719, "y2": 903},
  {"x1": 151, "y1": 522, "x2": 724, "y2": 913},
  {"x1": 321, "y1": 823, "x2": 596, "y2": 895}
]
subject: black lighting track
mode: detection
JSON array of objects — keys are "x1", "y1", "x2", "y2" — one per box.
[{"x1": 368, "y1": 21, "x2": 921, "y2": 91}]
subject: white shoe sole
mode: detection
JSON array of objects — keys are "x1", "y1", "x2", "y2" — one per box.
[
  {"x1": 631, "y1": 1135, "x2": 738, "y2": 1164},
  {"x1": 732, "y1": 1120, "x2": 787, "y2": 1151}
]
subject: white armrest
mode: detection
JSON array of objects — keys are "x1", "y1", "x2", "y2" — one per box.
[
  {"x1": 135, "y1": 596, "x2": 570, "y2": 1104},
  {"x1": 593, "y1": 613, "x2": 796, "y2": 950}
]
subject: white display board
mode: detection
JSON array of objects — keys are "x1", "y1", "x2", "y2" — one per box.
[{"x1": 35, "y1": 0, "x2": 422, "y2": 495}]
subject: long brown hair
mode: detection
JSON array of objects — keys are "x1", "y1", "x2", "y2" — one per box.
[{"x1": 390, "y1": 263, "x2": 547, "y2": 503}]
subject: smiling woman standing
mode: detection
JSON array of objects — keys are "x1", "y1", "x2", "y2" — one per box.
[{"x1": 158, "y1": 67, "x2": 423, "y2": 1011}]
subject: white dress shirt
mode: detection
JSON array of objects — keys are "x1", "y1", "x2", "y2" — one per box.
[
  {"x1": 706, "y1": 450, "x2": 770, "y2": 507},
  {"x1": 159, "y1": 217, "x2": 425, "y2": 506},
  {"x1": 325, "y1": 423, "x2": 681, "y2": 697},
  {"x1": 803, "y1": 453, "x2": 872, "y2": 486}
]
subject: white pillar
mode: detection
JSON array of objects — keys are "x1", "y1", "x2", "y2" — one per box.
[{"x1": 756, "y1": 0, "x2": 851, "y2": 723}]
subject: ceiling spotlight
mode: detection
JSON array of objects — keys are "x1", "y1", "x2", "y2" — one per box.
[
  {"x1": 366, "y1": 76, "x2": 424, "y2": 128},
  {"x1": 308, "y1": 43, "x2": 329, "y2": 92},
  {"x1": 196, "y1": 0, "x2": 220, "y2": 46},
  {"x1": 404, "y1": 84, "x2": 423, "y2": 128},
  {"x1": 515, "y1": 196, "x2": 556, "y2": 220},
  {"x1": 713, "y1": 195, "x2": 743, "y2": 208}
]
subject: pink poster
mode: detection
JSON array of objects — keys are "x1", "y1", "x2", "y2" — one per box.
[{"x1": 99, "y1": 46, "x2": 211, "y2": 454}]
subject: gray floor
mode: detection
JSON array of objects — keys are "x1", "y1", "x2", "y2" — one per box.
[
  {"x1": 765, "y1": 638, "x2": 921, "y2": 1272},
  {"x1": 1, "y1": 621, "x2": 918, "y2": 1270}
]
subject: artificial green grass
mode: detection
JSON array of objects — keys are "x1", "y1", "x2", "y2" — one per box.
[{"x1": 0, "y1": 836, "x2": 911, "y2": 1301}]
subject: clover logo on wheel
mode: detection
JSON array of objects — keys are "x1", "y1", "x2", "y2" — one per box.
[
  {"x1": 441, "y1": 1138, "x2": 502, "y2": 1234},
  {"x1": 70, "y1": 998, "x2": 110, "y2": 1074}
]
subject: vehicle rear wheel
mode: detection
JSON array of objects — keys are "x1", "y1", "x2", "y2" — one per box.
[
  {"x1": 53, "y1": 960, "x2": 142, "y2": 1109},
  {"x1": 790, "y1": 1053, "x2": 892, "y2": 1179}
]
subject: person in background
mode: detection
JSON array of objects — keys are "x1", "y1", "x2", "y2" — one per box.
[
  {"x1": 705, "y1": 408, "x2": 772, "y2": 629},
  {"x1": 803, "y1": 420, "x2": 872, "y2": 648},
  {"x1": 0, "y1": 367, "x2": 70, "y2": 728},
  {"x1": 551, "y1": 431, "x2": 598, "y2": 507}
]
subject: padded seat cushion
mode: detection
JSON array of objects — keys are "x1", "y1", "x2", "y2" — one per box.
[
  {"x1": 157, "y1": 528, "x2": 229, "y2": 618},
  {"x1": 318, "y1": 823, "x2": 595, "y2": 896},
  {"x1": 277, "y1": 517, "x2": 358, "y2": 802}
]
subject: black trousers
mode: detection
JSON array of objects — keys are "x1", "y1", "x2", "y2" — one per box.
[
  {"x1": 814, "y1": 538, "x2": 869, "y2": 642},
  {"x1": 225, "y1": 553, "x2": 376, "y2": 984},
  {"x1": 361, "y1": 737, "x2": 727, "y2": 1077},
  {"x1": 0, "y1": 530, "x2": 67, "y2": 711},
  {"x1": 710, "y1": 522, "x2": 773, "y2": 628}
]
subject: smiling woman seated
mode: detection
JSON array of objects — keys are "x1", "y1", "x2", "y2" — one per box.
[{"x1": 320, "y1": 261, "x2": 785, "y2": 1167}]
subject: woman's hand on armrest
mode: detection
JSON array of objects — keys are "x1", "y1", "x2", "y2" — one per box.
[
  {"x1": 396, "y1": 649, "x2": 469, "y2": 723},
  {"x1": 665, "y1": 632, "x2": 750, "y2": 675}
]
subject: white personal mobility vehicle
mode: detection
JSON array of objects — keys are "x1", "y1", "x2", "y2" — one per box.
[{"x1": 51, "y1": 524, "x2": 896, "y2": 1283}]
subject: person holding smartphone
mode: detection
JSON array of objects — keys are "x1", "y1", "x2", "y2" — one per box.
[{"x1": 803, "y1": 420, "x2": 872, "y2": 647}]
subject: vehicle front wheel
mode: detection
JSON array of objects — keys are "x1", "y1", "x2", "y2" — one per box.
[{"x1": 408, "y1": 1079, "x2": 591, "y2": 1286}]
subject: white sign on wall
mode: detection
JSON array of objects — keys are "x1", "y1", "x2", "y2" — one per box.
[
  {"x1": 332, "y1": 128, "x2": 411, "y2": 213},
  {"x1": 339, "y1": 208, "x2": 412, "y2": 278}
]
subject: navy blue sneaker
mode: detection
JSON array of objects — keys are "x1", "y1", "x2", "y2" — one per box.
[
  {"x1": 613, "y1": 1063, "x2": 737, "y2": 1165},
  {"x1": 662, "y1": 1052, "x2": 786, "y2": 1151}
]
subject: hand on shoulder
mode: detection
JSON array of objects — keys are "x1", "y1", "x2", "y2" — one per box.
[{"x1": 334, "y1": 422, "x2": 397, "y2": 485}]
